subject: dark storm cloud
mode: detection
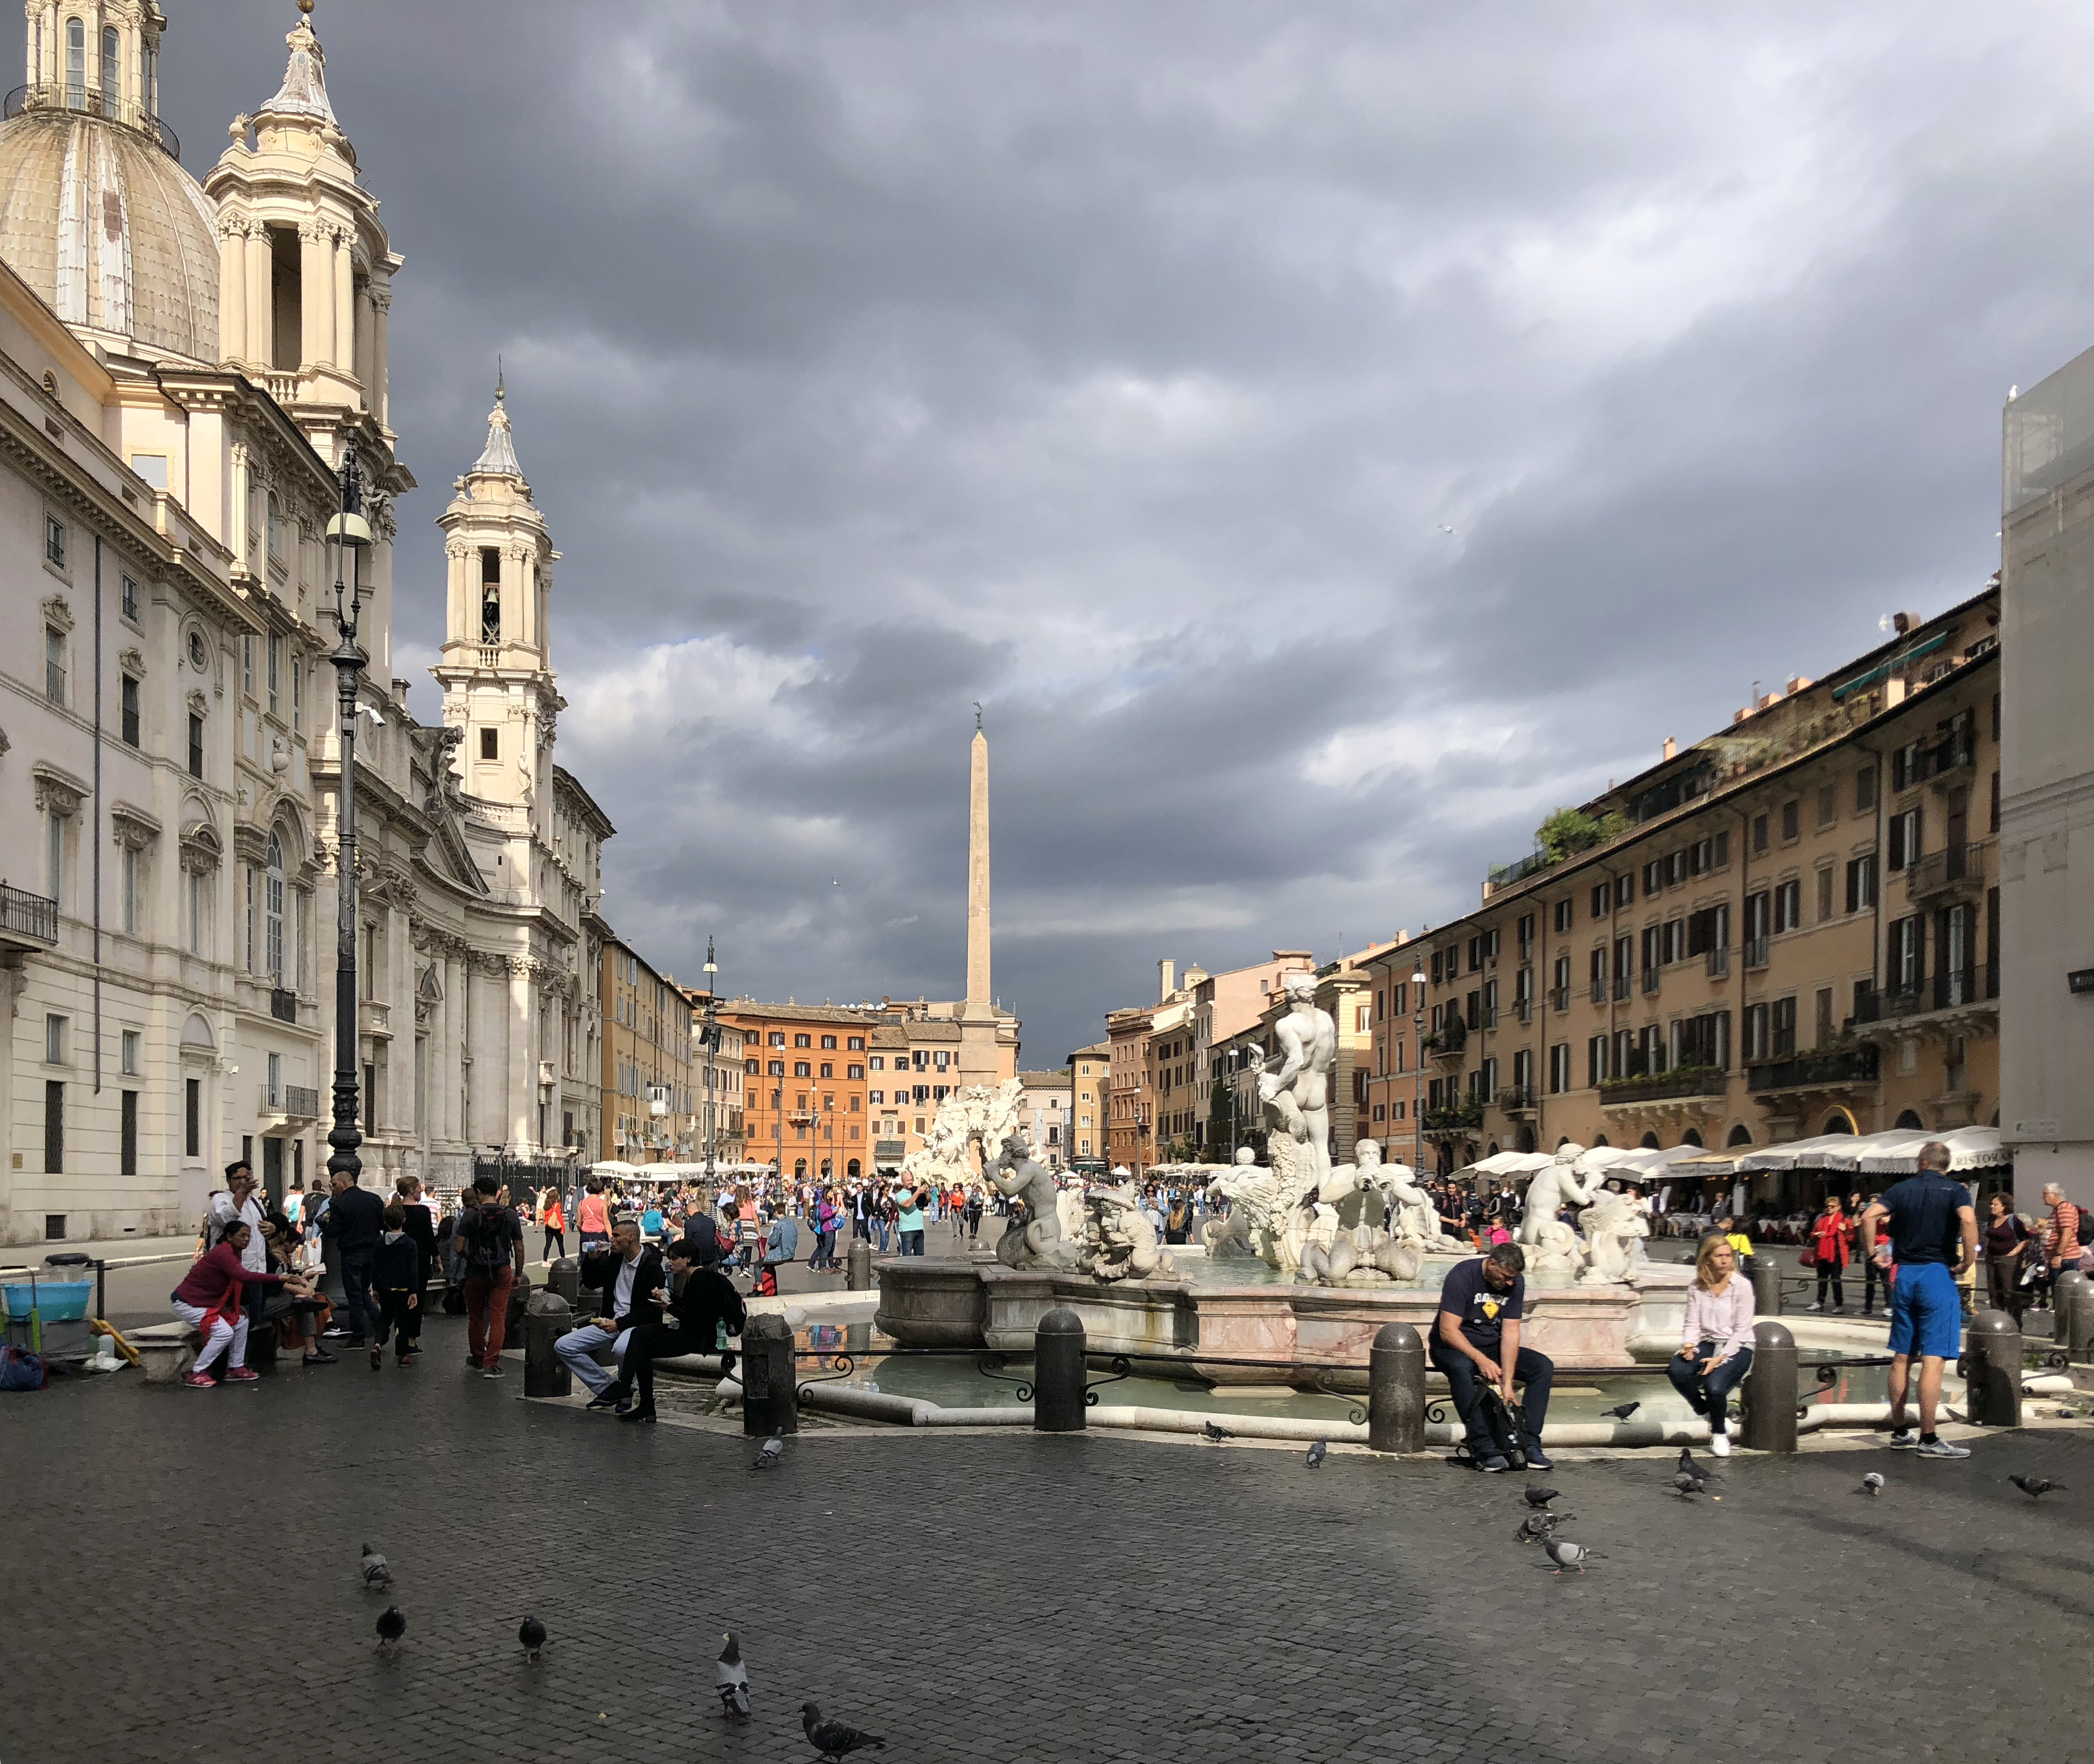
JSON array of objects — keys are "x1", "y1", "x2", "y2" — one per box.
[{"x1": 167, "y1": 1, "x2": 2094, "y2": 1057}]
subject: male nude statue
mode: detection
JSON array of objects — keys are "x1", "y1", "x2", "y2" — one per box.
[
  {"x1": 1260, "y1": 970, "x2": 1337, "y2": 1187},
  {"x1": 979, "y1": 1127, "x2": 1077, "y2": 1270}
]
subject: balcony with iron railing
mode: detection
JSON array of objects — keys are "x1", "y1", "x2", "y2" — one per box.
[
  {"x1": 1496, "y1": 1085, "x2": 1538, "y2": 1115},
  {"x1": 1906, "y1": 842, "x2": 1985, "y2": 905},
  {"x1": 1705, "y1": 946, "x2": 1730, "y2": 979},
  {"x1": 1, "y1": 880, "x2": 59, "y2": 949},
  {"x1": 1746, "y1": 1045, "x2": 1880, "y2": 1094},
  {"x1": 1550, "y1": 985, "x2": 1571, "y2": 1014},
  {"x1": 260, "y1": 1083, "x2": 322, "y2": 1120},
  {"x1": 1849, "y1": 965, "x2": 1999, "y2": 1029},
  {"x1": 1612, "y1": 973, "x2": 1631, "y2": 1002},
  {"x1": 1642, "y1": 966, "x2": 1662, "y2": 996},
  {"x1": 1911, "y1": 734, "x2": 1976, "y2": 789},
  {"x1": 270, "y1": 988, "x2": 298, "y2": 1024},
  {"x1": 1423, "y1": 1101, "x2": 1484, "y2": 1137},
  {"x1": 3, "y1": 83, "x2": 179, "y2": 156},
  {"x1": 1743, "y1": 937, "x2": 1769, "y2": 970},
  {"x1": 1599, "y1": 1067, "x2": 1728, "y2": 1107},
  {"x1": 1589, "y1": 980, "x2": 1606, "y2": 1007}
]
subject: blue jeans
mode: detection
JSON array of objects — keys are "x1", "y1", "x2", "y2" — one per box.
[
  {"x1": 1666, "y1": 1341, "x2": 1753, "y2": 1432},
  {"x1": 338, "y1": 1247, "x2": 381, "y2": 1343},
  {"x1": 901, "y1": 1229, "x2": 925, "y2": 1256},
  {"x1": 1430, "y1": 1341, "x2": 1554, "y2": 1453}
]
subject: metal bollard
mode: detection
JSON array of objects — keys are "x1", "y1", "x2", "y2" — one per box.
[
  {"x1": 1033, "y1": 1308, "x2": 1087, "y2": 1432},
  {"x1": 549, "y1": 1256, "x2": 580, "y2": 1307},
  {"x1": 1750, "y1": 1257, "x2": 1784, "y2": 1318},
  {"x1": 740, "y1": 1313, "x2": 799, "y2": 1436},
  {"x1": 2068, "y1": 1277, "x2": 2094, "y2": 1364},
  {"x1": 2051, "y1": 1269, "x2": 2087, "y2": 1347},
  {"x1": 1739, "y1": 1319, "x2": 1797, "y2": 1454},
  {"x1": 847, "y1": 1235, "x2": 873, "y2": 1291},
  {"x1": 1963, "y1": 1307, "x2": 2021, "y2": 1426},
  {"x1": 524, "y1": 1290, "x2": 572, "y2": 1398},
  {"x1": 1368, "y1": 1321, "x2": 1426, "y2": 1453}
]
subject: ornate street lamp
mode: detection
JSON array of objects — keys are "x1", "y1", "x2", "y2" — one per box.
[
  {"x1": 325, "y1": 442, "x2": 373, "y2": 1186},
  {"x1": 702, "y1": 935, "x2": 719, "y2": 1198},
  {"x1": 1410, "y1": 964, "x2": 1428, "y2": 1178}
]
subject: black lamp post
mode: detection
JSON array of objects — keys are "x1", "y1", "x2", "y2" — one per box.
[
  {"x1": 1410, "y1": 963, "x2": 1428, "y2": 1177},
  {"x1": 325, "y1": 442, "x2": 373, "y2": 1186}
]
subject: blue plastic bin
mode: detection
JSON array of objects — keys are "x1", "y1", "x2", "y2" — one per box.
[{"x1": 2, "y1": 1280, "x2": 92, "y2": 1321}]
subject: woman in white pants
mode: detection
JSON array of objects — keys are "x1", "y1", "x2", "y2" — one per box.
[{"x1": 168, "y1": 1222, "x2": 306, "y2": 1387}]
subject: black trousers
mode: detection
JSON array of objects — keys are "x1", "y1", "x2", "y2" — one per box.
[
  {"x1": 614, "y1": 1322, "x2": 735, "y2": 1401},
  {"x1": 1815, "y1": 1261, "x2": 1846, "y2": 1310},
  {"x1": 376, "y1": 1288, "x2": 420, "y2": 1356}
]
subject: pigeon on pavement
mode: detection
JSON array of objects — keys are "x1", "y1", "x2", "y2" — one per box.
[
  {"x1": 359, "y1": 1543, "x2": 392, "y2": 1592},
  {"x1": 1305, "y1": 1439, "x2": 1328, "y2": 1469},
  {"x1": 2010, "y1": 1475, "x2": 2065, "y2": 1499},
  {"x1": 716, "y1": 1632, "x2": 752, "y2": 1716},
  {"x1": 1602, "y1": 1401, "x2": 1641, "y2": 1422},
  {"x1": 1516, "y1": 1511, "x2": 1570, "y2": 1544},
  {"x1": 1203, "y1": 1421, "x2": 1234, "y2": 1442},
  {"x1": 375, "y1": 1607, "x2": 405, "y2": 1653},
  {"x1": 1523, "y1": 1485, "x2": 1561, "y2": 1509},
  {"x1": 1543, "y1": 1539, "x2": 1598, "y2": 1575},
  {"x1": 753, "y1": 1429, "x2": 786, "y2": 1471},
  {"x1": 802, "y1": 1701, "x2": 886, "y2": 1759},
  {"x1": 1671, "y1": 1471, "x2": 1705, "y2": 1499},
  {"x1": 1678, "y1": 1445, "x2": 1714, "y2": 1480},
  {"x1": 1860, "y1": 1471, "x2": 1885, "y2": 1497},
  {"x1": 518, "y1": 1617, "x2": 546, "y2": 1662}
]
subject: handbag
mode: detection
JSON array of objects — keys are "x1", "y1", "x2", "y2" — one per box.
[{"x1": 1798, "y1": 1243, "x2": 1817, "y2": 1268}]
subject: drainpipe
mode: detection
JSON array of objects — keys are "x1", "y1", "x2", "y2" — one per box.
[{"x1": 92, "y1": 535, "x2": 103, "y2": 1098}]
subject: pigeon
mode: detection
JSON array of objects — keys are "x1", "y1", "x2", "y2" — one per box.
[
  {"x1": 375, "y1": 1606, "x2": 405, "y2": 1653},
  {"x1": 1860, "y1": 1471, "x2": 1885, "y2": 1497},
  {"x1": 2010, "y1": 1474, "x2": 2065, "y2": 1499},
  {"x1": 1203, "y1": 1420, "x2": 1234, "y2": 1442},
  {"x1": 1516, "y1": 1511, "x2": 1569, "y2": 1545},
  {"x1": 1602, "y1": 1401, "x2": 1641, "y2": 1422},
  {"x1": 518, "y1": 1617, "x2": 546, "y2": 1663},
  {"x1": 1305, "y1": 1439, "x2": 1328, "y2": 1470},
  {"x1": 716, "y1": 1631, "x2": 751, "y2": 1717},
  {"x1": 1678, "y1": 1445, "x2": 1714, "y2": 1480},
  {"x1": 359, "y1": 1543, "x2": 392, "y2": 1592},
  {"x1": 1523, "y1": 1485, "x2": 1561, "y2": 1510},
  {"x1": 1671, "y1": 1471, "x2": 1706, "y2": 1499},
  {"x1": 753, "y1": 1428, "x2": 786, "y2": 1471},
  {"x1": 1543, "y1": 1539, "x2": 1598, "y2": 1575},
  {"x1": 801, "y1": 1701, "x2": 885, "y2": 1760}
]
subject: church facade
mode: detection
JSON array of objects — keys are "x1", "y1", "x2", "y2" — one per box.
[{"x1": 0, "y1": 2, "x2": 612, "y2": 1243}]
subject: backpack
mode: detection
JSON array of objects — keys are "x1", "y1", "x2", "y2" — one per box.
[
  {"x1": 0, "y1": 1345, "x2": 48, "y2": 1391},
  {"x1": 1472, "y1": 1386, "x2": 1527, "y2": 1470},
  {"x1": 463, "y1": 1205, "x2": 516, "y2": 1272}
]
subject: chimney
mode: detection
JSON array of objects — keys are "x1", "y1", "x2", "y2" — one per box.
[
  {"x1": 1158, "y1": 958, "x2": 1176, "y2": 1002},
  {"x1": 1662, "y1": 735, "x2": 1677, "y2": 761},
  {"x1": 1884, "y1": 675, "x2": 1908, "y2": 708}
]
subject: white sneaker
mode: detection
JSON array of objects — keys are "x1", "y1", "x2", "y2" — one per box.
[{"x1": 1709, "y1": 1430, "x2": 1731, "y2": 1457}]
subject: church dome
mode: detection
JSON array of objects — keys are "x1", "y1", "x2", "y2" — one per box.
[{"x1": 0, "y1": 99, "x2": 219, "y2": 363}]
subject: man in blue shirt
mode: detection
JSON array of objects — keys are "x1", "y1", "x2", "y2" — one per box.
[
  {"x1": 1432, "y1": 1242, "x2": 1555, "y2": 1472},
  {"x1": 1860, "y1": 1140, "x2": 1978, "y2": 1460}
]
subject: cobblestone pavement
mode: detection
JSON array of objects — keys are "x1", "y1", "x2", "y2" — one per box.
[{"x1": 5, "y1": 1307, "x2": 2093, "y2": 1764}]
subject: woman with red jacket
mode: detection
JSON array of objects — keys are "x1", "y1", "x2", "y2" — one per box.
[
  {"x1": 1807, "y1": 1194, "x2": 1853, "y2": 1315},
  {"x1": 169, "y1": 1221, "x2": 307, "y2": 1388}
]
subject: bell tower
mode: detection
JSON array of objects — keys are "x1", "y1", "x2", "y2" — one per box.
[{"x1": 433, "y1": 373, "x2": 561, "y2": 838}]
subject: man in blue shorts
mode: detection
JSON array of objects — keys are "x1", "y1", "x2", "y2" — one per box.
[{"x1": 1860, "y1": 1141, "x2": 1978, "y2": 1460}]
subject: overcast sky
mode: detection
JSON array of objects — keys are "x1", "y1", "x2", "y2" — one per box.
[{"x1": 169, "y1": 2, "x2": 2087, "y2": 1063}]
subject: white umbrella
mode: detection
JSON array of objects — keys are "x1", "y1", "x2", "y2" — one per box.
[
  {"x1": 1735, "y1": 1133, "x2": 1859, "y2": 1174},
  {"x1": 1859, "y1": 1125, "x2": 2007, "y2": 1175},
  {"x1": 1464, "y1": 1151, "x2": 1553, "y2": 1178}
]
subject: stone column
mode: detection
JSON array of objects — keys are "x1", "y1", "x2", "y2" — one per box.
[
  {"x1": 218, "y1": 218, "x2": 246, "y2": 367},
  {"x1": 299, "y1": 221, "x2": 332, "y2": 369},
  {"x1": 354, "y1": 280, "x2": 375, "y2": 403},
  {"x1": 370, "y1": 286, "x2": 391, "y2": 430},
  {"x1": 332, "y1": 229, "x2": 356, "y2": 374},
  {"x1": 245, "y1": 222, "x2": 272, "y2": 368},
  {"x1": 508, "y1": 955, "x2": 534, "y2": 1153}
]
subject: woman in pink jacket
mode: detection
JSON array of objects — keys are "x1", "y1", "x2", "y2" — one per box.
[
  {"x1": 168, "y1": 1221, "x2": 307, "y2": 1389},
  {"x1": 1667, "y1": 1234, "x2": 1757, "y2": 1456}
]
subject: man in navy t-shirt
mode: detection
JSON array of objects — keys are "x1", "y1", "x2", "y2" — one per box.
[
  {"x1": 1432, "y1": 1242, "x2": 1555, "y2": 1471},
  {"x1": 1860, "y1": 1140, "x2": 1977, "y2": 1460}
]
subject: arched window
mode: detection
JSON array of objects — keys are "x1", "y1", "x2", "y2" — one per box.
[
  {"x1": 793, "y1": 1158, "x2": 807, "y2": 1180},
  {"x1": 1640, "y1": 1131, "x2": 1661, "y2": 1150},
  {"x1": 1681, "y1": 1128, "x2": 1703, "y2": 1148},
  {"x1": 65, "y1": 19, "x2": 85, "y2": 109},
  {"x1": 1892, "y1": 1109, "x2": 1924, "y2": 1131},
  {"x1": 265, "y1": 832, "x2": 285, "y2": 983},
  {"x1": 1727, "y1": 1124, "x2": 1753, "y2": 1147},
  {"x1": 1825, "y1": 1111, "x2": 1858, "y2": 1135},
  {"x1": 847, "y1": 1159, "x2": 861, "y2": 1179},
  {"x1": 101, "y1": 25, "x2": 118, "y2": 111}
]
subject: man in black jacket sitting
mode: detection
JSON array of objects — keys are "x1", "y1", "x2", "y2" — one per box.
[
  {"x1": 600, "y1": 1239, "x2": 747, "y2": 1423},
  {"x1": 558, "y1": 1218, "x2": 662, "y2": 1412}
]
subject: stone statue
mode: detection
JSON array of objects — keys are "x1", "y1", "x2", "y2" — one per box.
[
  {"x1": 1356, "y1": 1141, "x2": 1464, "y2": 1253},
  {"x1": 1259, "y1": 972, "x2": 1336, "y2": 1189},
  {"x1": 1080, "y1": 1181, "x2": 1174, "y2": 1282},
  {"x1": 1517, "y1": 1143, "x2": 1598, "y2": 1248},
  {"x1": 1577, "y1": 1186, "x2": 1651, "y2": 1284},
  {"x1": 1205, "y1": 1144, "x2": 1316, "y2": 1271},
  {"x1": 982, "y1": 1128, "x2": 1080, "y2": 1271},
  {"x1": 1201, "y1": 1147, "x2": 1262, "y2": 1259}
]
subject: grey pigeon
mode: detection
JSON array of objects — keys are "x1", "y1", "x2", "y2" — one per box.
[
  {"x1": 375, "y1": 1606, "x2": 405, "y2": 1652},
  {"x1": 518, "y1": 1616, "x2": 546, "y2": 1662},
  {"x1": 1543, "y1": 1539, "x2": 1598, "y2": 1575},
  {"x1": 1678, "y1": 1445, "x2": 1713, "y2": 1479},
  {"x1": 1671, "y1": 1471, "x2": 1705, "y2": 1499},
  {"x1": 2010, "y1": 1474, "x2": 2065, "y2": 1499},
  {"x1": 802, "y1": 1700, "x2": 885, "y2": 1760},
  {"x1": 1516, "y1": 1511, "x2": 1568, "y2": 1545},
  {"x1": 753, "y1": 1428, "x2": 786, "y2": 1471},
  {"x1": 1523, "y1": 1484, "x2": 1560, "y2": 1509},
  {"x1": 359, "y1": 1543, "x2": 392, "y2": 1592},
  {"x1": 1203, "y1": 1420, "x2": 1234, "y2": 1442},
  {"x1": 1304, "y1": 1439, "x2": 1328, "y2": 1469},
  {"x1": 1602, "y1": 1401, "x2": 1640, "y2": 1422},
  {"x1": 1860, "y1": 1471, "x2": 1885, "y2": 1496},
  {"x1": 716, "y1": 1631, "x2": 751, "y2": 1716}
]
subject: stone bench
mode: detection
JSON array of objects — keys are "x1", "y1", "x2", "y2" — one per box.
[{"x1": 127, "y1": 1321, "x2": 197, "y2": 1385}]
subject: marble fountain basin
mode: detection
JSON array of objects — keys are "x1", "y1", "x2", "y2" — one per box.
[{"x1": 875, "y1": 1255, "x2": 1697, "y2": 1384}]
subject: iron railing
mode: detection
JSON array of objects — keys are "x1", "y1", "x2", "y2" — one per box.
[
  {"x1": 269, "y1": 987, "x2": 298, "y2": 1023},
  {"x1": 1906, "y1": 842, "x2": 1977, "y2": 903},
  {"x1": 0, "y1": 881, "x2": 59, "y2": 944},
  {"x1": 1599, "y1": 1067, "x2": 1727, "y2": 1106},
  {"x1": 1705, "y1": 946, "x2": 1730, "y2": 979},
  {"x1": 1743, "y1": 936, "x2": 1770, "y2": 970},
  {"x1": 1486, "y1": 850, "x2": 1555, "y2": 890},
  {"x1": 1745, "y1": 1046, "x2": 1880, "y2": 1093},
  {"x1": 3, "y1": 83, "x2": 178, "y2": 157},
  {"x1": 1496, "y1": 1086, "x2": 1538, "y2": 1114},
  {"x1": 1642, "y1": 966, "x2": 1662, "y2": 996}
]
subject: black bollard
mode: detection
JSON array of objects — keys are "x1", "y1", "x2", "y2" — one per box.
[
  {"x1": 549, "y1": 1256, "x2": 580, "y2": 1308},
  {"x1": 2068, "y1": 1276, "x2": 2094, "y2": 1364},
  {"x1": 1033, "y1": 1308, "x2": 1087, "y2": 1432},
  {"x1": 1739, "y1": 1319, "x2": 1797, "y2": 1454},
  {"x1": 1368, "y1": 1321, "x2": 1426, "y2": 1453},
  {"x1": 1750, "y1": 1257, "x2": 1784, "y2": 1318},
  {"x1": 847, "y1": 1235, "x2": 873, "y2": 1291},
  {"x1": 2052, "y1": 1270, "x2": 2087, "y2": 1347},
  {"x1": 524, "y1": 1290, "x2": 572, "y2": 1398},
  {"x1": 1963, "y1": 1307, "x2": 2021, "y2": 1426},
  {"x1": 740, "y1": 1313, "x2": 799, "y2": 1436}
]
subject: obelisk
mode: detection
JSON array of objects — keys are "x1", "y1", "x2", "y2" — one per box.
[{"x1": 958, "y1": 710, "x2": 1001, "y2": 1087}]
